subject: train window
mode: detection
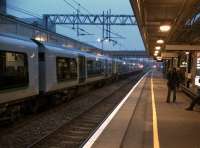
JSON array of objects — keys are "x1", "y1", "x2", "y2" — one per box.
[
  {"x1": 56, "y1": 57, "x2": 77, "y2": 82},
  {"x1": 0, "y1": 51, "x2": 29, "y2": 90},
  {"x1": 87, "y1": 59, "x2": 104, "y2": 77}
]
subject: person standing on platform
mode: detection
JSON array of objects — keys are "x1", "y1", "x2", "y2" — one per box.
[
  {"x1": 186, "y1": 89, "x2": 200, "y2": 111},
  {"x1": 176, "y1": 68, "x2": 181, "y2": 91},
  {"x1": 166, "y1": 68, "x2": 179, "y2": 103}
]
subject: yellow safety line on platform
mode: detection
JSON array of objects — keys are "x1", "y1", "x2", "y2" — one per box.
[{"x1": 151, "y1": 75, "x2": 160, "y2": 148}]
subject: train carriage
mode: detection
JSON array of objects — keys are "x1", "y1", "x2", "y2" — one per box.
[
  {"x1": 0, "y1": 33, "x2": 39, "y2": 106},
  {"x1": 0, "y1": 33, "x2": 143, "y2": 121},
  {"x1": 37, "y1": 43, "x2": 79, "y2": 94}
]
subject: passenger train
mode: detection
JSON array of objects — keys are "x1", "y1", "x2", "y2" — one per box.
[{"x1": 0, "y1": 33, "x2": 142, "y2": 121}]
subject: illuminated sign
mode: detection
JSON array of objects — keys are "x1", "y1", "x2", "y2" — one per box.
[{"x1": 195, "y1": 52, "x2": 200, "y2": 86}]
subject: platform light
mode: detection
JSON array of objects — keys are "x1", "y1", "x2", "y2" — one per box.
[
  {"x1": 185, "y1": 51, "x2": 190, "y2": 55},
  {"x1": 155, "y1": 50, "x2": 159, "y2": 54},
  {"x1": 154, "y1": 53, "x2": 158, "y2": 56},
  {"x1": 182, "y1": 61, "x2": 187, "y2": 65},
  {"x1": 157, "y1": 39, "x2": 164, "y2": 44},
  {"x1": 160, "y1": 25, "x2": 171, "y2": 32},
  {"x1": 157, "y1": 56, "x2": 162, "y2": 61},
  {"x1": 97, "y1": 38, "x2": 101, "y2": 42},
  {"x1": 155, "y1": 46, "x2": 161, "y2": 50},
  {"x1": 105, "y1": 39, "x2": 109, "y2": 42}
]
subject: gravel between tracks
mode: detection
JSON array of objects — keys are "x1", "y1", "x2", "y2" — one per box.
[{"x1": 0, "y1": 75, "x2": 139, "y2": 148}]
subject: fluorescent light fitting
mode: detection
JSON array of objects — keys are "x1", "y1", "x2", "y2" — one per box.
[
  {"x1": 155, "y1": 46, "x2": 161, "y2": 50},
  {"x1": 157, "y1": 39, "x2": 164, "y2": 44},
  {"x1": 185, "y1": 51, "x2": 189, "y2": 55},
  {"x1": 160, "y1": 25, "x2": 171, "y2": 32}
]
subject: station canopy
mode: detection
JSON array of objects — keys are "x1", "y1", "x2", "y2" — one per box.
[{"x1": 130, "y1": 0, "x2": 200, "y2": 57}]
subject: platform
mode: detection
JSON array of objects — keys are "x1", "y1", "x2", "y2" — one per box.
[{"x1": 83, "y1": 70, "x2": 200, "y2": 148}]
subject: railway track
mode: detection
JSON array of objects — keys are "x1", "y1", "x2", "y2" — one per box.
[{"x1": 29, "y1": 72, "x2": 144, "y2": 148}]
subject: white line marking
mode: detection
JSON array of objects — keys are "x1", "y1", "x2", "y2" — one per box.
[
  {"x1": 82, "y1": 72, "x2": 149, "y2": 148},
  {"x1": 151, "y1": 73, "x2": 160, "y2": 148}
]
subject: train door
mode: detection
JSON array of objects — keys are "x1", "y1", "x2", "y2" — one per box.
[
  {"x1": 38, "y1": 51, "x2": 46, "y2": 93},
  {"x1": 105, "y1": 59, "x2": 108, "y2": 76},
  {"x1": 78, "y1": 55, "x2": 86, "y2": 83}
]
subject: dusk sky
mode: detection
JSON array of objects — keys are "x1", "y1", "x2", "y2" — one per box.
[{"x1": 7, "y1": 0, "x2": 145, "y2": 51}]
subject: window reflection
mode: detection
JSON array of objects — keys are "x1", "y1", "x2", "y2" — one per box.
[
  {"x1": 0, "y1": 51, "x2": 28, "y2": 90},
  {"x1": 56, "y1": 57, "x2": 77, "y2": 82},
  {"x1": 87, "y1": 59, "x2": 104, "y2": 77}
]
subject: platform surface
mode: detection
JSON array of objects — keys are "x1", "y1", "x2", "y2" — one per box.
[{"x1": 89, "y1": 70, "x2": 200, "y2": 148}]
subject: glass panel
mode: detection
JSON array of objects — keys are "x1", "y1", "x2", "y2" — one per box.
[
  {"x1": 0, "y1": 51, "x2": 29, "y2": 90},
  {"x1": 87, "y1": 59, "x2": 104, "y2": 77},
  {"x1": 56, "y1": 57, "x2": 77, "y2": 82}
]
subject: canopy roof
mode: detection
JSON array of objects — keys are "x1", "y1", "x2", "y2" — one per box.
[{"x1": 130, "y1": 0, "x2": 200, "y2": 56}]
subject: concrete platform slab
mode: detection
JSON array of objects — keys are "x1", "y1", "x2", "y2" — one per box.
[{"x1": 85, "y1": 70, "x2": 200, "y2": 148}]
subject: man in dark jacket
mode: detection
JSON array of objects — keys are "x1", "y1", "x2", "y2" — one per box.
[{"x1": 166, "y1": 68, "x2": 179, "y2": 103}]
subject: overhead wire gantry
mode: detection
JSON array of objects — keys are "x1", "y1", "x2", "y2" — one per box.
[{"x1": 43, "y1": 11, "x2": 137, "y2": 45}]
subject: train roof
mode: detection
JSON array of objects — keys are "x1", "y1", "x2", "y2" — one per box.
[
  {"x1": 0, "y1": 33, "x2": 119, "y2": 61},
  {"x1": 0, "y1": 33, "x2": 33, "y2": 42},
  {"x1": 0, "y1": 33, "x2": 37, "y2": 51},
  {"x1": 41, "y1": 42, "x2": 112, "y2": 60}
]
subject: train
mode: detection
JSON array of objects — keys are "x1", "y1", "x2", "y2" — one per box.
[{"x1": 0, "y1": 33, "x2": 142, "y2": 121}]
